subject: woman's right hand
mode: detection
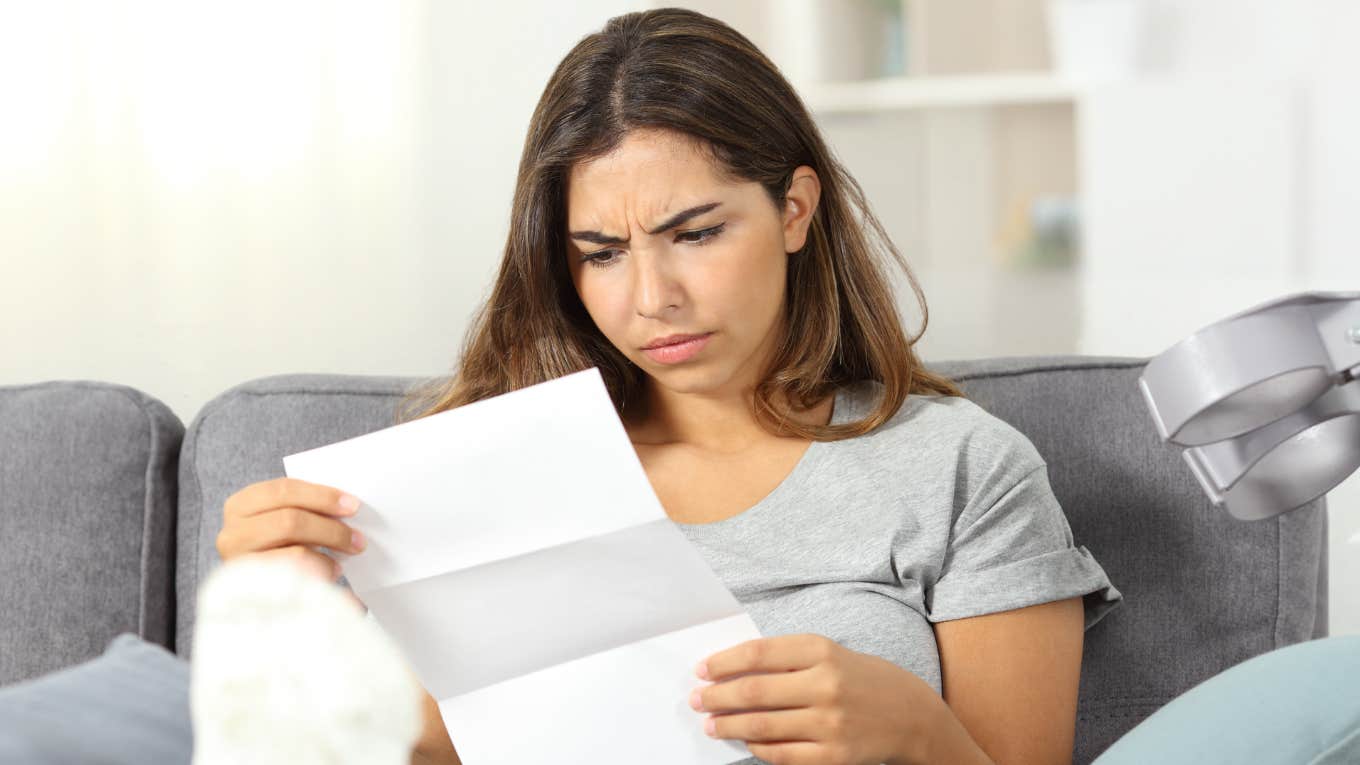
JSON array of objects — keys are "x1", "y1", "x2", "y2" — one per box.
[
  {"x1": 215, "y1": 477, "x2": 367, "y2": 583},
  {"x1": 217, "y1": 477, "x2": 457, "y2": 763}
]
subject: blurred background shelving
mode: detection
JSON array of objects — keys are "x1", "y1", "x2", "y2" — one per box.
[
  {"x1": 660, "y1": 0, "x2": 1083, "y2": 360},
  {"x1": 799, "y1": 73, "x2": 1078, "y2": 112}
]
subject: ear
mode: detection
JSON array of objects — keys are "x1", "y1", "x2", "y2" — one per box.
[{"x1": 781, "y1": 165, "x2": 821, "y2": 255}]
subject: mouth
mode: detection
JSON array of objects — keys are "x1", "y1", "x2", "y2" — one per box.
[{"x1": 640, "y1": 332, "x2": 713, "y2": 365}]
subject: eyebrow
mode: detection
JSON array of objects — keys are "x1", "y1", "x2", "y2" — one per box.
[{"x1": 568, "y1": 202, "x2": 722, "y2": 245}]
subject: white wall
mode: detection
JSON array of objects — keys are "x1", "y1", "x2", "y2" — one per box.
[
  {"x1": 1076, "y1": 0, "x2": 1359, "y2": 636},
  {"x1": 0, "y1": 0, "x2": 642, "y2": 420}
]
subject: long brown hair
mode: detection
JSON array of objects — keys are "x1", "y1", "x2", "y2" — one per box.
[{"x1": 397, "y1": 7, "x2": 963, "y2": 438}]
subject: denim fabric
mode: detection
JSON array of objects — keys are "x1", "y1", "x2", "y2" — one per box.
[{"x1": 1096, "y1": 635, "x2": 1360, "y2": 765}]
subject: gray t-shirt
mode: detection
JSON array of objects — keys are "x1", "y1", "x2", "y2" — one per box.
[{"x1": 674, "y1": 380, "x2": 1122, "y2": 704}]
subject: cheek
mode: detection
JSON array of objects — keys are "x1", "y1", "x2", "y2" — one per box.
[
  {"x1": 575, "y1": 274, "x2": 632, "y2": 335},
  {"x1": 705, "y1": 244, "x2": 786, "y2": 318}
]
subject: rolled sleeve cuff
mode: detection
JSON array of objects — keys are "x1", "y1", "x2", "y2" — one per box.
[{"x1": 926, "y1": 545, "x2": 1124, "y2": 630}]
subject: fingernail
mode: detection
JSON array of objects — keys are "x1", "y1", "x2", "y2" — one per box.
[
  {"x1": 351, "y1": 529, "x2": 366, "y2": 552},
  {"x1": 704, "y1": 716, "x2": 716, "y2": 736},
  {"x1": 338, "y1": 494, "x2": 360, "y2": 514},
  {"x1": 695, "y1": 661, "x2": 709, "y2": 679},
  {"x1": 689, "y1": 689, "x2": 704, "y2": 711}
]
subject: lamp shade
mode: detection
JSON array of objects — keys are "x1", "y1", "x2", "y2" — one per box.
[{"x1": 1140, "y1": 291, "x2": 1360, "y2": 520}]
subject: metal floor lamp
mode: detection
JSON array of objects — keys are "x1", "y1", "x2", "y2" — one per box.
[{"x1": 1139, "y1": 291, "x2": 1360, "y2": 521}]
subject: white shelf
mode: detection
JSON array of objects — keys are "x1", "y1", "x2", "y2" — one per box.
[{"x1": 799, "y1": 72, "x2": 1079, "y2": 114}]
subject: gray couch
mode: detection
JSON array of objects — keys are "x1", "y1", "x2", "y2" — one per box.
[{"x1": 0, "y1": 355, "x2": 1328, "y2": 764}]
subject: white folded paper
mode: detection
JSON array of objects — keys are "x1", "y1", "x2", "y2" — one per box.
[{"x1": 283, "y1": 368, "x2": 759, "y2": 764}]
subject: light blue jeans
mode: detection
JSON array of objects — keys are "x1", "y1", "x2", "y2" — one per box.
[
  {"x1": 0, "y1": 634, "x2": 1356, "y2": 764},
  {"x1": 1093, "y1": 635, "x2": 1360, "y2": 765},
  {"x1": 0, "y1": 634, "x2": 192, "y2": 763}
]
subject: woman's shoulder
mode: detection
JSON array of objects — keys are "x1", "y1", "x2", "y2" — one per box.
[
  {"x1": 837, "y1": 378, "x2": 994, "y2": 431},
  {"x1": 837, "y1": 379, "x2": 1046, "y2": 471}
]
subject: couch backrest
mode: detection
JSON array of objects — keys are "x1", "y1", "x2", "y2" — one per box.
[
  {"x1": 0, "y1": 381, "x2": 182, "y2": 685},
  {"x1": 167, "y1": 355, "x2": 1323, "y2": 763},
  {"x1": 930, "y1": 357, "x2": 1327, "y2": 762}
]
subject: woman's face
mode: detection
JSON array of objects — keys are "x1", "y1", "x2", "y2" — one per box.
[{"x1": 565, "y1": 129, "x2": 819, "y2": 401}]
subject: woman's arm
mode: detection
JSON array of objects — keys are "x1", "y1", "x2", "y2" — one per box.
[
  {"x1": 410, "y1": 687, "x2": 461, "y2": 765},
  {"x1": 929, "y1": 596, "x2": 1085, "y2": 765},
  {"x1": 406, "y1": 595, "x2": 1083, "y2": 765}
]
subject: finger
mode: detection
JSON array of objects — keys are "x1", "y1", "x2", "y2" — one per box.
[
  {"x1": 217, "y1": 508, "x2": 361, "y2": 560},
  {"x1": 705, "y1": 707, "x2": 823, "y2": 743},
  {"x1": 745, "y1": 741, "x2": 841, "y2": 765},
  {"x1": 692, "y1": 668, "x2": 819, "y2": 714},
  {"x1": 700, "y1": 634, "x2": 833, "y2": 681},
  {"x1": 229, "y1": 507, "x2": 364, "y2": 556},
  {"x1": 224, "y1": 477, "x2": 360, "y2": 521},
  {"x1": 240, "y1": 546, "x2": 341, "y2": 583}
]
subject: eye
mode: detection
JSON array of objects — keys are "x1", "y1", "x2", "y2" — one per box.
[
  {"x1": 580, "y1": 249, "x2": 619, "y2": 269},
  {"x1": 677, "y1": 223, "x2": 725, "y2": 246},
  {"x1": 578, "y1": 223, "x2": 726, "y2": 269}
]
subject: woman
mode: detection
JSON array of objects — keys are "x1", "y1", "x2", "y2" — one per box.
[
  {"x1": 5, "y1": 10, "x2": 1354, "y2": 762},
  {"x1": 217, "y1": 8, "x2": 1117, "y2": 763},
  {"x1": 9, "y1": 7, "x2": 1349, "y2": 765}
]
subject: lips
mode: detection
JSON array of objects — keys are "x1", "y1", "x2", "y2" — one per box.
[
  {"x1": 640, "y1": 332, "x2": 713, "y2": 365},
  {"x1": 642, "y1": 333, "x2": 710, "y2": 350}
]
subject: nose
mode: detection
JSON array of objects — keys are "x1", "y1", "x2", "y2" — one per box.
[{"x1": 631, "y1": 250, "x2": 683, "y2": 319}]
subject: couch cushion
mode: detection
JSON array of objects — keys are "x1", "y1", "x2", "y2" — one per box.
[
  {"x1": 0, "y1": 382, "x2": 182, "y2": 685},
  {"x1": 176, "y1": 357, "x2": 1327, "y2": 764},
  {"x1": 176, "y1": 374, "x2": 418, "y2": 659},
  {"x1": 930, "y1": 356, "x2": 1327, "y2": 764}
]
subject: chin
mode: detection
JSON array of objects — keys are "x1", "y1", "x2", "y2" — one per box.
[{"x1": 642, "y1": 362, "x2": 742, "y2": 396}]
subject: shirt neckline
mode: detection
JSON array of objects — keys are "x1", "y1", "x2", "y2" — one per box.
[{"x1": 671, "y1": 383, "x2": 853, "y2": 532}]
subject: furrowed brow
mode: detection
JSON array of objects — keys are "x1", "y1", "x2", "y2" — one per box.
[{"x1": 569, "y1": 202, "x2": 722, "y2": 245}]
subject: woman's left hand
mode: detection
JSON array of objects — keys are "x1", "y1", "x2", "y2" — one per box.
[{"x1": 690, "y1": 633, "x2": 939, "y2": 765}]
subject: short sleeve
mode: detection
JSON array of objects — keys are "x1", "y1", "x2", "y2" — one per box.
[{"x1": 925, "y1": 437, "x2": 1123, "y2": 630}]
